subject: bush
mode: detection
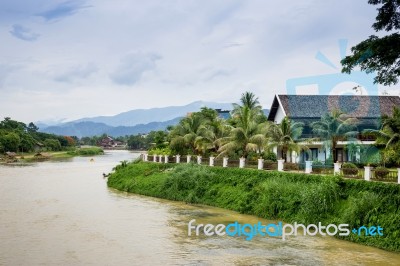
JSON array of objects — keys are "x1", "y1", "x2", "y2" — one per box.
[
  {"x1": 284, "y1": 162, "x2": 299, "y2": 171},
  {"x1": 263, "y1": 160, "x2": 277, "y2": 170},
  {"x1": 67, "y1": 147, "x2": 104, "y2": 156},
  {"x1": 312, "y1": 160, "x2": 324, "y2": 173},
  {"x1": 374, "y1": 167, "x2": 389, "y2": 179},
  {"x1": 148, "y1": 147, "x2": 172, "y2": 155},
  {"x1": 261, "y1": 151, "x2": 277, "y2": 162},
  {"x1": 342, "y1": 162, "x2": 358, "y2": 175}
]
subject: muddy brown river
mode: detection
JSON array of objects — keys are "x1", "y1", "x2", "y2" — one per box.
[{"x1": 0, "y1": 150, "x2": 399, "y2": 265}]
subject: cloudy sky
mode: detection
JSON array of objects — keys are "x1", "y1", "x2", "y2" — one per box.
[{"x1": 0, "y1": 0, "x2": 397, "y2": 123}]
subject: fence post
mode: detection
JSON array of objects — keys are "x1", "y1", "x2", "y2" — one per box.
[
  {"x1": 397, "y1": 168, "x2": 400, "y2": 184},
  {"x1": 153, "y1": 155, "x2": 157, "y2": 163},
  {"x1": 158, "y1": 155, "x2": 163, "y2": 163},
  {"x1": 164, "y1": 155, "x2": 169, "y2": 164},
  {"x1": 223, "y1": 157, "x2": 228, "y2": 167},
  {"x1": 334, "y1": 162, "x2": 341, "y2": 175},
  {"x1": 187, "y1": 155, "x2": 191, "y2": 163},
  {"x1": 197, "y1": 156, "x2": 202, "y2": 165},
  {"x1": 209, "y1": 157, "x2": 214, "y2": 166},
  {"x1": 258, "y1": 158, "x2": 264, "y2": 170},
  {"x1": 239, "y1": 157, "x2": 245, "y2": 168},
  {"x1": 364, "y1": 166, "x2": 372, "y2": 181},
  {"x1": 144, "y1": 154, "x2": 148, "y2": 162},
  {"x1": 277, "y1": 159, "x2": 284, "y2": 172},
  {"x1": 176, "y1": 155, "x2": 180, "y2": 163},
  {"x1": 305, "y1": 161, "x2": 313, "y2": 174}
]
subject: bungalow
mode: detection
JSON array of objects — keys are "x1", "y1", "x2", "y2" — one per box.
[
  {"x1": 267, "y1": 94, "x2": 400, "y2": 163},
  {"x1": 97, "y1": 136, "x2": 125, "y2": 149}
]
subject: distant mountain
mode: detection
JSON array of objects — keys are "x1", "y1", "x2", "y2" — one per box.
[
  {"x1": 72, "y1": 101, "x2": 233, "y2": 127},
  {"x1": 38, "y1": 101, "x2": 269, "y2": 137},
  {"x1": 41, "y1": 117, "x2": 182, "y2": 138}
]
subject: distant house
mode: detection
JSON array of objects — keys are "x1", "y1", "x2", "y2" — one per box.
[
  {"x1": 5, "y1": 152, "x2": 17, "y2": 157},
  {"x1": 267, "y1": 94, "x2": 400, "y2": 163},
  {"x1": 215, "y1": 109, "x2": 231, "y2": 119},
  {"x1": 98, "y1": 136, "x2": 126, "y2": 149}
]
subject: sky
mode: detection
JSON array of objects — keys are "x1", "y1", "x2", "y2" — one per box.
[{"x1": 0, "y1": 0, "x2": 398, "y2": 124}]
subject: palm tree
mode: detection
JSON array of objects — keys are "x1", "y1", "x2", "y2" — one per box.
[
  {"x1": 217, "y1": 92, "x2": 268, "y2": 158},
  {"x1": 169, "y1": 114, "x2": 206, "y2": 155},
  {"x1": 364, "y1": 107, "x2": 400, "y2": 165},
  {"x1": 311, "y1": 109, "x2": 358, "y2": 162},
  {"x1": 266, "y1": 117, "x2": 304, "y2": 162}
]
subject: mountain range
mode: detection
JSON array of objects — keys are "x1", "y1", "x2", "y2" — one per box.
[{"x1": 39, "y1": 101, "x2": 269, "y2": 137}]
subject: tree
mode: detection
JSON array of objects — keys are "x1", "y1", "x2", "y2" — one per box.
[
  {"x1": 19, "y1": 133, "x2": 36, "y2": 153},
  {"x1": 365, "y1": 106, "x2": 400, "y2": 165},
  {"x1": 0, "y1": 132, "x2": 21, "y2": 152},
  {"x1": 312, "y1": 109, "x2": 358, "y2": 162},
  {"x1": 266, "y1": 117, "x2": 304, "y2": 162},
  {"x1": 146, "y1": 131, "x2": 168, "y2": 149},
  {"x1": 0, "y1": 117, "x2": 26, "y2": 132},
  {"x1": 218, "y1": 92, "x2": 268, "y2": 158},
  {"x1": 64, "y1": 136, "x2": 76, "y2": 146},
  {"x1": 127, "y1": 134, "x2": 146, "y2": 150},
  {"x1": 341, "y1": 0, "x2": 400, "y2": 85},
  {"x1": 27, "y1": 122, "x2": 39, "y2": 133},
  {"x1": 169, "y1": 114, "x2": 208, "y2": 155},
  {"x1": 44, "y1": 139, "x2": 61, "y2": 151}
]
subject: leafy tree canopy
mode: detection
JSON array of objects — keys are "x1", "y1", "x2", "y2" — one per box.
[{"x1": 341, "y1": 0, "x2": 400, "y2": 85}]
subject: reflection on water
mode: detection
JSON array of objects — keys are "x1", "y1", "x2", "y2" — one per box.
[{"x1": 0, "y1": 150, "x2": 399, "y2": 265}]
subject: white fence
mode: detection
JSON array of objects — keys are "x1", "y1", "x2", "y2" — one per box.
[{"x1": 142, "y1": 154, "x2": 400, "y2": 184}]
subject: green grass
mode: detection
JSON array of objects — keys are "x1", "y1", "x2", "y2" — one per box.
[
  {"x1": 107, "y1": 162, "x2": 400, "y2": 252},
  {"x1": 67, "y1": 147, "x2": 104, "y2": 156}
]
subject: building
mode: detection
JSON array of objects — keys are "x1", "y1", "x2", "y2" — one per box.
[
  {"x1": 267, "y1": 94, "x2": 400, "y2": 163},
  {"x1": 215, "y1": 109, "x2": 231, "y2": 119},
  {"x1": 97, "y1": 136, "x2": 126, "y2": 149}
]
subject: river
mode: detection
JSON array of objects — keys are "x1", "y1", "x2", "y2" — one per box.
[{"x1": 0, "y1": 150, "x2": 399, "y2": 265}]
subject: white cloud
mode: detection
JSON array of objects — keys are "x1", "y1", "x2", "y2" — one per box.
[
  {"x1": 51, "y1": 63, "x2": 98, "y2": 83},
  {"x1": 0, "y1": 0, "x2": 389, "y2": 123},
  {"x1": 109, "y1": 52, "x2": 161, "y2": 86}
]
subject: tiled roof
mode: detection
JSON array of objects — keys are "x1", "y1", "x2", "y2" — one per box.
[{"x1": 277, "y1": 95, "x2": 400, "y2": 118}]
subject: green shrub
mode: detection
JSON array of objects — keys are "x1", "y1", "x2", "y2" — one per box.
[
  {"x1": 148, "y1": 147, "x2": 171, "y2": 155},
  {"x1": 263, "y1": 160, "x2": 277, "y2": 169},
  {"x1": 261, "y1": 151, "x2": 277, "y2": 162},
  {"x1": 284, "y1": 162, "x2": 299, "y2": 171},
  {"x1": 374, "y1": 167, "x2": 389, "y2": 179},
  {"x1": 68, "y1": 147, "x2": 104, "y2": 156},
  {"x1": 342, "y1": 162, "x2": 359, "y2": 175}
]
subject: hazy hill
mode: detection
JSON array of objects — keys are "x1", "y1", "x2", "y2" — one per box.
[
  {"x1": 41, "y1": 117, "x2": 182, "y2": 138},
  {"x1": 72, "y1": 101, "x2": 233, "y2": 127},
  {"x1": 38, "y1": 101, "x2": 269, "y2": 137}
]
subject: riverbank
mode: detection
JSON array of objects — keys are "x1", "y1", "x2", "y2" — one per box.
[
  {"x1": 0, "y1": 147, "x2": 104, "y2": 163},
  {"x1": 107, "y1": 161, "x2": 400, "y2": 252}
]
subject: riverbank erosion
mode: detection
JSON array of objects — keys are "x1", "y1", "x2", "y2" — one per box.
[{"x1": 107, "y1": 161, "x2": 400, "y2": 252}]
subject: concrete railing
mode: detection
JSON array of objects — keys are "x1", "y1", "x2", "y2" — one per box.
[{"x1": 141, "y1": 154, "x2": 400, "y2": 184}]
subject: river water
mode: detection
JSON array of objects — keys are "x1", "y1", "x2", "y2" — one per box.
[{"x1": 0, "y1": 150, "x2": 399, "y2": 265}]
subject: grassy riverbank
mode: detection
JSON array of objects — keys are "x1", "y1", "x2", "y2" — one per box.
[
  {"x1": 107, "y1": 161, "x2": 400, "y2": 252},
  {"x1": 1, "y1": 147, "x2": 104, "y2": 163}
]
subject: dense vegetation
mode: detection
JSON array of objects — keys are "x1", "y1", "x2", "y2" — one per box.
[
  {"x1": 108, "y1": 162, "x2": 400, "y2": 252},
  {"x1": 341, "y1": 0, "x2": 400, "y2": 86},
  {"x1": 141, "y1": 92, "x2": 400, "y2": 169},
  {"x1": 67, "y1": 147, "x2": 104, "y2": 156},
  {"x1": 0, "y1": 117, "x2": 77, "y2": 153}
]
